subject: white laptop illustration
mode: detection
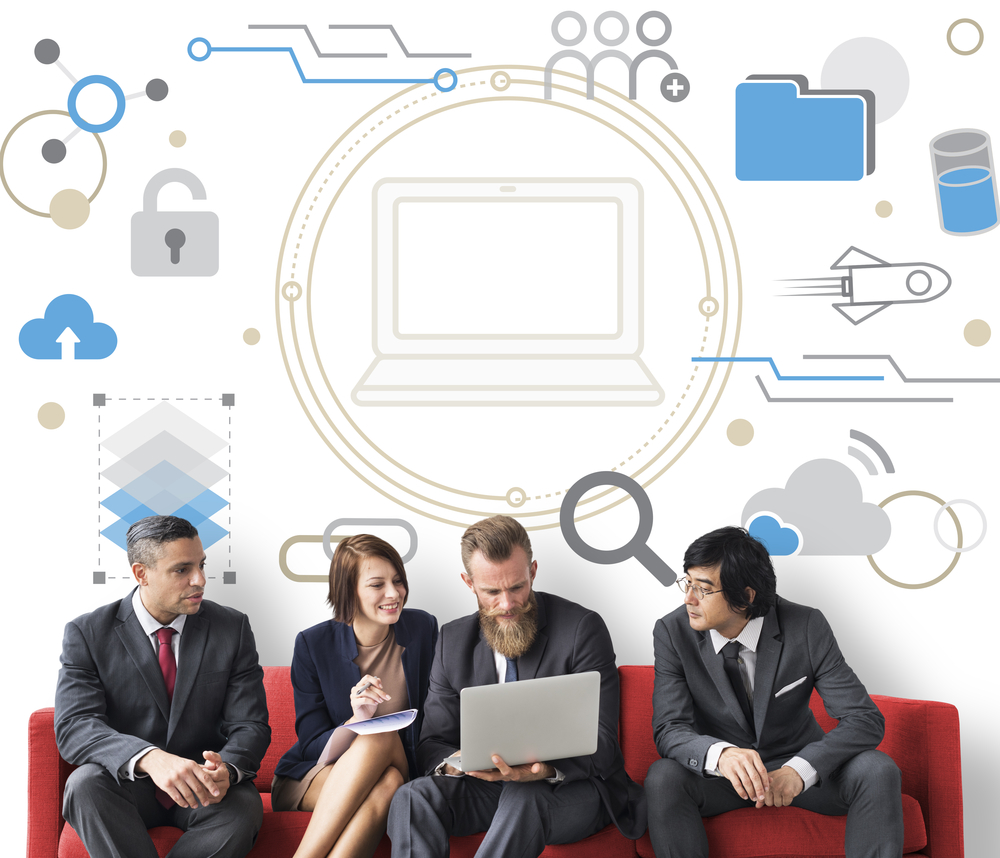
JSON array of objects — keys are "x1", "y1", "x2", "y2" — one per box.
[{"x1": 352, "y1": 177, "x2": 663, "y2": 406}]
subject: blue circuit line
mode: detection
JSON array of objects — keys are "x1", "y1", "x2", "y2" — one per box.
[
  {"x1": 187, "y1": 38, "x2": 456, "y2": 91},
  {"x1": 691, "y1": 357, "x2": 882, "y2": 381}
]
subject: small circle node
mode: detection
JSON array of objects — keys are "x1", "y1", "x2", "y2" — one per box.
[
  {"x1": 699, "y1": 296, "x2": 719, "y2": 317},
  {"x1": 506, "y1": 487, "x2": 527, "y2": 508},
  {"x1": 38, "y1": 402, "x2": 65, "y2": 429},
  {"x1": 964, "y1": 319, "x2": 991, "y2": 346},
  {"x1": 282, "y1": 281, "x2": 302, "y2": 302},
  {"x1": 67, "y1": 75, "x2": 126, "y2": 133},
  {"x1": 433, "y1": 68, "x2": 457, "y2": 92},
  {"x1": 169, "y1": 130, "x2": 187, "y2": 148},
  {"x1": 727, "y1": 419, "x2": 754, "y2": 446},
  {"x1": 49, "y1": 188, "x2": 90, "y2": 229},
  {"x1": 187, "y1": 38, "x2": 212, "y2": 61},
  {"x1": 947, "y1": 19, "x2": 984, "y2": 55},
  {"x1": 875, "y1": 200, "x2": 893, "y2": 218},
  {"x1": 490, "y1": 71, "x2": 511, "y2": 91},
  {"x1": 35, "y1": 39, "x2": 60, "y2": 64},
  {"x1": 243, "y1": 328, "x2": 261, "y2": 345},
  {"x1": 42, "y1": 138, "x2": 67, "y2": 163},
  {"x1": 146, "y1": 79, "x2": 169, "y2": 102}
]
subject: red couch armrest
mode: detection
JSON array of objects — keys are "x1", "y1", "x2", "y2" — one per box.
[{"x1": 27, "y1": 707, "x2": 74, "y2": 858}]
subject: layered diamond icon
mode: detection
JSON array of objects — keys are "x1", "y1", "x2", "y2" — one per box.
[{"x1": 100, "y1": 403, "x2": 230, "y2": 550}]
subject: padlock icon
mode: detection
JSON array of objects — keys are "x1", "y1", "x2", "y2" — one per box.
[{"x1": 131, "y1": 168, "x2": 219, "y2": 276}]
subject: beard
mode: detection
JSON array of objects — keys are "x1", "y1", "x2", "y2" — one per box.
[{"x1": 478, "y1": 590, "x2": 539, "y2": 659}]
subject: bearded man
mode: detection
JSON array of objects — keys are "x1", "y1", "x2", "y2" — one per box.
[{"x1": 387, "y1": 515, "x2": 646, "y2": 858}]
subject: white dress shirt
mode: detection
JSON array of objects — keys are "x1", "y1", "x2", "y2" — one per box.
[{"x1": 705, "y1": 617, "x2": 819, "y2": 791}]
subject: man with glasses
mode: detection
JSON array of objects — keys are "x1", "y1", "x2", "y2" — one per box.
[{"x1": 646, "y1": 526, "x2": 903, "y2": 858}]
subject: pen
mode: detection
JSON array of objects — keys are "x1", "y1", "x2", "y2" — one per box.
[{"x1": 354, "y1": 681, "x2": 373, "y2": 696}]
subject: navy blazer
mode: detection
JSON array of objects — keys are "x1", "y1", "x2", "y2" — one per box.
[{"x1": 275, "y1": 608, "x2": 438, "y2": 781}]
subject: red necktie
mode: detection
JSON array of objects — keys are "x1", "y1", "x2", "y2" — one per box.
[{"x1": 155, "y1": 628, "x2": 177, "y2": 808}]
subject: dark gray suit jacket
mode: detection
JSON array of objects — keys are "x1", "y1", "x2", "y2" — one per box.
[
  {"x1": 652, "y1": 596, "x2": 884, "y2": 784},
  {"x1": 417, "y1": 591, "x2": 646, "y2": 839},
  {"x1": 55, "y1": 590, "x2": 270, "y2": 784}
]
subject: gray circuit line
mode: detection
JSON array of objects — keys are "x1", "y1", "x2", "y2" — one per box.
[
  {"x1": 754, "y1": 375, "x2": 953, "y2": 403},
  {"x1": 248, "y1": 24, "x2": 388, "y2": 57},
  {"x1": 328, "y1": 24, "x2": 472, "y2": 57},
  {"x1": 804, "y1": 354, "x2": 1000, "y2": 383}
]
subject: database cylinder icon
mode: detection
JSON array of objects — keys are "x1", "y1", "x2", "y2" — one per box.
[{"x1": 930, "y1": 129, "x2": 999, "y2": 236}]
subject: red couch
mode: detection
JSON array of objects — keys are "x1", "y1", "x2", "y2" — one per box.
[{"x1": 27, "y1": 665, "x2": 963, "y2": 858}]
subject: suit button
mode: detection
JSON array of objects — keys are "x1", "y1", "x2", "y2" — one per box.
[{"x1": 689, "y1": 759, "x2": 698, "y2": 767}]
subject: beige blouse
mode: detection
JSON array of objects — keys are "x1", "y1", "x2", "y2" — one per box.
[{"x1": 353, "y1": 626, "x2": 409, "y2": 716}]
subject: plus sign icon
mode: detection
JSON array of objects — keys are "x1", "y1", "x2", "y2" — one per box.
[{"x1": 660, "y1": 72, "x2": 690, "y2": 103}]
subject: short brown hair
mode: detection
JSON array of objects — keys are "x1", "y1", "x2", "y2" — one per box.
[
  {"x1": 460, "y1": 515, "x2": 533, "y2": 575},
  {"x1": 327, "y1": 534, "x2": 409, "y2": 623}
]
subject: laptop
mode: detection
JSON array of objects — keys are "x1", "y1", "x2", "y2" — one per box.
[
  {"x1": 447, "y1": 671, "x2": 601, "y2": 773},
  {"x1": 352, "y1": 178, "x2": 664, "y2": 406}
]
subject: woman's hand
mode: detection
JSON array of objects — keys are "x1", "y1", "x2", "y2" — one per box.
[{"x1": 348, "y1": 674, "x2": 391, "y2": 722}]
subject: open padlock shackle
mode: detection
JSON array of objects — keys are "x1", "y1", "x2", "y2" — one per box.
[{"x1": 142, "y1": 168, "x2": 208, "y2": 212}]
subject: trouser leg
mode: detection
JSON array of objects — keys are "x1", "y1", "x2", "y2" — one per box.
[
  {"x1": 62, "y1": 763, "x2": 163, "y2": 858},
  {"x1": 387, "y1": 776, "x2": 502, "y2": 858},
  {"x1": 792, "y1": 749, "x2": 903, "y2": 858},
  {"x1": 644, "y1": 757, "x2": 752, "y2": 858},
  {"x1": 475, "y1": 779, "x2": 611, "y2": 858},
  {"x1": 167, "y1": 780, "x2": 264, "y2": 858}
]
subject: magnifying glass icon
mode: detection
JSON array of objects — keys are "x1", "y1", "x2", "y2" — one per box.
[{"x1": 559, "y1": 471, "x2": 678, "y2": 587}]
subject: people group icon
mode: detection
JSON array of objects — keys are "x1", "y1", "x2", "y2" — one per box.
[{"x1": 544, "y1": 10, "x2": 690, "y2": 103}]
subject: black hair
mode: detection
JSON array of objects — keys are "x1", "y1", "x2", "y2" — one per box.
[
  {"x1": 126, "y1": 516, "x2": 200, "y2": 567},
  {"x1": 683, "y1": 526, "x2": 776, "y2": 619}
]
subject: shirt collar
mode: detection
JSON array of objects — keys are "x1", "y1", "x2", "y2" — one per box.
[
  {"x1": 132, "y1": 588, "x2": 187, "y2": 638},
  {"x1": 709, "y1": 615, "x2": 764, "y2": 655}
]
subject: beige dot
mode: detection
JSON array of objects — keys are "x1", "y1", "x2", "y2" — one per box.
[
  {"x1": 243, "y1": 327, "x2": 261, "y2": 345},
  {"x1": 49, "y1": 189, "x2": 90, "y2": 229},
  {"x1": 964, "y1": 319, "x2": 991, "y2": 346},
  {"x1": 169, "y1": 130, "x2": 187, "y2": 148},
  {"x1": 38, "y1": 402, "x2": 65, "y2": 429},
  {"x1": 727, "y1": 419, "x2": 754, "y2": 446},
  {"x1": 875, "y1": 200, "x2": 893, "y2": 218}
]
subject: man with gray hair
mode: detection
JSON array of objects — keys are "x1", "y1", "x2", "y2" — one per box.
[
  {"x1": 55, "y1": 515, "x2": 270, "y2": 858},
  {"x1": 387, "y1": 514, "x2": 646, "y2": 857}
]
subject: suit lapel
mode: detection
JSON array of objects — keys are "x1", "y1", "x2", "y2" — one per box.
[
  {"x1": 167, "y1": 610, "x2": 208, "y2": 742},
  {"x1": 515, "y1": 593, "x2": 548, "y2": 680},
  {"x1": 115, "y1": 594, "x2": 171, "y2": 723},
  {"x1": 752, "y1": 604, "x2": 784, "y2": 737},
  {"x1": 473, "y1": 632, "x2": 498, "y2": 685},
  {"x1": 698, "y1": 631, "x2": 753, "y2": 737}
]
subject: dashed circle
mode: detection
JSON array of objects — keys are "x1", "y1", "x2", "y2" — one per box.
[
  {"x1": 169, "y1": 130, "x2": 187, "y2": 148},
  {"x1": 67, "y1": 75, "x2": 126, "y2": 133},
  {"x1": 905, "y1": 269, "x2": 932, "y2": 296},
  {"x1": 594, "y1": 11, "x2": 629, "y2": 46},
  {"x1": 964, "y1": 319, "x2": 991, "y2": 346},
  {"x1": 699, "y1": 296, "x2": 719, "y2": 317},
  {"x1": 38, "y1": 402, "x2": 65, "y2": 429},
  {"x1": 637, "y1": 11, "x2": 672, "y2": 46},
  {"x1": 282, "y1": 281, "x2": 302, "y2": 301},
  {"x1": 934, "y1": 499, "x2": 986, "y2": 553},
  {"x1": 875, "y1": 200, "x2": 893, "y2": 218},
  {"x1": 867, "y1": 490, "x2": 962, "y2": 589},
  {"x1": 243, "y1": 328, "x2": 261, "y2": 345},
  {"x1": 506, "y1": 487, "x2": 527, "y2": 508},
  {"x1": 50, "y1": 188, "x2": 91, "y2": 229},
  {"x1": 490, "y1": 71, "x2": 511, "y2": 91},
  {"x1": 552, "y1": 11, "x2": 587, "y2": 47},
  {"x1": 947, "y1": 19, "x2": 984, "y2": 55},
  {"x1": 1, "y1": 110, "x2": 108, "y2": 218}
]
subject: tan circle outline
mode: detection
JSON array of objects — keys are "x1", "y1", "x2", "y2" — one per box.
[
  {"x1": 1, "y1": 110, "x2": 107, "y2": 218},
  {"x1": 506, "y1": 487, "x2": 527, "y2": 508},
  {"x1": 867, "y1": 490, "x2": 963, "y2": 589},
  {"x1": 490, "y1": 71, "x2": 511, "y2": 91},
  {"x1": 947, "y1": 19, "x2": 984, "y2": 55},
  {"x1": 282, "y1": 281, "x2": 302, "y2": 302},
  {"x1": 699, "y1": 296, "x2": 719, "y2": 317},
  {"x1": 276, "y1": 65, "x2": 741, "y2": 528}
]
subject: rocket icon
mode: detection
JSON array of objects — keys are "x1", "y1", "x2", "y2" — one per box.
[{"x1": 784, "y1": 246, "x2": 952, "y2": 324}]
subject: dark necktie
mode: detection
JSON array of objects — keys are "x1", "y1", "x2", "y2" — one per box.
[
  {"x1": 157, "y1": 628, "x2": 177, "y2": 701},
  {"x1": 722, "y1": 640, "x2": 754, "y2": 727},
  {"x1": 155, "y1": 628, "x2": 177, "y2": 808},
  {"x1": 504, "y1": 656, "x2": 518, "y2": 683}
]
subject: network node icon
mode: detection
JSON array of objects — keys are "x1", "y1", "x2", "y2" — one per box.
[{"x1": 0, "y1": 40, "x2": 168, "y2": 229}]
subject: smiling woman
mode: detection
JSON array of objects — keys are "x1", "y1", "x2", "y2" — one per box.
[{"x1": 271, "y1": 535, "x2": 437, "y2": 858}]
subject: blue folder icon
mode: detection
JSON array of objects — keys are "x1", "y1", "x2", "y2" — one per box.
[{"x1": 735, "y1": 75, "x2": 875, "y2": 181}]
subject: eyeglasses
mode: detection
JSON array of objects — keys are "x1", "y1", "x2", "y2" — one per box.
[{"x1": 676, "y1": 578, "x2": 722, "y2": 600}]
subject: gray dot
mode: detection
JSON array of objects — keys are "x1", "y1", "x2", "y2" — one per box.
[
  {"x1": 146, "y1": 79, "x2": 168, "y2": 101},
  {"x1": 35, "y1": 39, "x2": 60, "y2": 64},
  {"x1": 41, "y1": 138, "x2": 66, "y2": 163}
]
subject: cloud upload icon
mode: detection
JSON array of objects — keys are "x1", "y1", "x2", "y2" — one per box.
[{"x1": 19, "y1": 294, "x2": 117, "y2": 360}]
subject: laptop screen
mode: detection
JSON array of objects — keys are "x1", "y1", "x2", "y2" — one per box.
[{"x1": 394, "y1": 198, "x2": 622, "y2": 338}]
